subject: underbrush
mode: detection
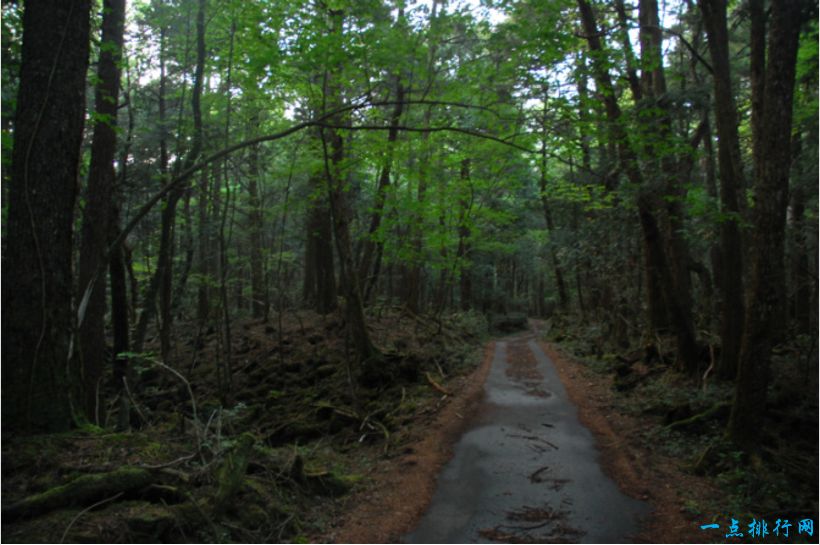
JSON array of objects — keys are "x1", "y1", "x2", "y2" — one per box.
[
  {"x1": 545, "y1": 316, "x2": 819, "y2": 535},
  {"x1": 1, "y1": 307, "x2": 488, "y2": 543}
]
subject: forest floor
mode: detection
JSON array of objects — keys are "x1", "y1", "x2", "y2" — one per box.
[
  {"x1": 2, "y1": 312, "x2": 816, "y2": 544},
  {"x1": 541, "y1": 320, "x2": 819, "y2": 544},
  {"x1": 1, "y1": 307, "x2": 495, "y2": 543}
]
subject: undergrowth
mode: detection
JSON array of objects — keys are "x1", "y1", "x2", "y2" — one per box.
[
  {"x1": 2, "y1": 307, "x2": 489, "y2": 543},
  {"x1": 545, "y1": 316, "x2": 818, "y2": 536}
]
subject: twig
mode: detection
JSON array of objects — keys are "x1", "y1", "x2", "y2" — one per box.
[
  {"x1": 123, "y1": 376, "x2": 148, "y2": 426},
  {"x1": 152, "y1": 359, "x2": 201, "y2": 454},
  {"x1": 702, "y1": 343, "x2": 715, "y2": 392},
  {"x1": 497, "y1": 521, "x2": 552, "y2": 532},
  {"x1": 529, "y1": 465, "x2": 551, "y2": 483},
  {"x1": 139, "y1": 453, "x2": 197, "y2": 470},
  {"x1": 60, "y1": 492, "x2": 124, "y2": 543},
  {"x1": 184, "y1": 492, "x2": 220, "y2": 540},
  {"x1": 425, "y1": 371, "x2": 451, "y2": 396}
]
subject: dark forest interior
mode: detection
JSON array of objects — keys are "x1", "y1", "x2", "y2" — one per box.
[{"x1": 1, "y1": 0, "x2": 818, "y2": 542}]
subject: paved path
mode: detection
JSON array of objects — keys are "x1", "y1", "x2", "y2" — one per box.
[{"x1": 405, "y1": 328, "x2": 648, "y2": 543}]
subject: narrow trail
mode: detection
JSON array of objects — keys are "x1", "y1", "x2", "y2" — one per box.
[{"x1": 404, "y1": 326, "x2": 648, "y2": 543}]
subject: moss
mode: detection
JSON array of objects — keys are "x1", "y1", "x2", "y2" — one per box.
[
  {"x1": 3, "y1": 466, "x2": 152, "y2": 521},
  {"x1": 214, "y1": 433, "x2": 255, "y2": 514},
  {"x1": 124, "y1": 503, "x2": 176, "y2": 541},
  {"x1": 303, "y1": 470, "x2": 361, "y2": 497}
]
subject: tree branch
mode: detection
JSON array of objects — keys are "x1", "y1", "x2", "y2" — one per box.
[{"x1": 74, "y1": 98, "x2": 528, "y2": 327}]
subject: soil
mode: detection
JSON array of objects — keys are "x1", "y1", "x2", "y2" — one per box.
[{"x1": 316, "y1": 341, "x2": 495, "y2": 543}]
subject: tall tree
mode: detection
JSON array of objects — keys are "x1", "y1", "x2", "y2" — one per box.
[
  {"x1": 321, "y1": 7, "x2": 377, "y2": 364},
  {"x1": 77, "y1": 0, "x2": 127, "y2": 423},
  {"x1": 729, "y1": 0, "x2": 808, "y2": 447},
  {"x1": 699, "y1": 0, "x2": 746, "y2": 380},
  {"x1": 576, "y1": 0, "x2": 700, "y2": 372},
  {"x1": 2, "y1": 0, "x2": 92, "y2": 432}
]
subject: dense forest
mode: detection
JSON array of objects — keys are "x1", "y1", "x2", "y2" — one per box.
[{"x1": 1, "y1": 0, "x2": 818, "y2": 542}]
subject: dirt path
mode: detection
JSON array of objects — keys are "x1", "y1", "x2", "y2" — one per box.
[{"x1": 404, "y1": 328, "x2": 648, "y2": 543}]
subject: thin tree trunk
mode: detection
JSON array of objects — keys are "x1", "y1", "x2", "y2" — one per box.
[
  {"x1": 109, "y1": 203, "x2": 131, "y2": 430},
  {"x1": 322, "y1": 8, "x2": 377, "y2": 363},
  {"x1": 699, "y1": 0, "x2": 746, "y2": 379},
  {"x1": 358, "y1": 80, "x2": 405, "y2": 302},
  {"x1": 247, "y1": 115, "x2": 266, "y2": 319},
  {"x1": 538, "y1": 92, "x2": 569, "y2": 311},
  {"x1": 78, "y1": 0, "x2": 126, "y2": 422},
  {"x1": 577, "y1": 0, "x2": 700, "y2": 371},
  {"x1": 217, "y1": 16, "x2": 236, "y2": 401},
  {"x1": 405, "y1": 0, "x2": 441, "y2": 313},
  {"x1": 457, "y1": 158, "x2": 473, "y2": 311}
]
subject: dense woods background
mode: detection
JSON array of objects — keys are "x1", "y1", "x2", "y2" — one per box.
[{"x1": 0, "y1": 0, "x2": 817, "y2": 541}]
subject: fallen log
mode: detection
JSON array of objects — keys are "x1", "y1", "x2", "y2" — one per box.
[{"x1": 2, "y1": 466, "x2": 153, "y2": 521}]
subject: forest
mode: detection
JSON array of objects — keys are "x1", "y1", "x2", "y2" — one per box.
[{"x1": 1, "y1": 0, "x2": 817, "y2": 542}]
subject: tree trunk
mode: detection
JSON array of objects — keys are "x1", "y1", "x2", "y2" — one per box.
[
  {"x1": 358, "y1": 80, "x2": 405, "y2": 304},
  {"x1": 109, "y1": 203, "x2": 131, "y2": 430},
  {"x1": 789, "y1": 184, "x2": 811, "y2": 334},
  {"x1": 322, "y1": 8, "x2": 377, "y2": 363},
  {"x1": 457, "y1": 158, "x2": 473, "y2": 311},
  {"x1": 405, "y1": 0, "x2": 441, "y2": 313},
  {"x1": 2, "y1": 0, "x2": 92, "y2": 432},
  {"x1": 197, "y1": 167, "x2": 211, "y2": 323},
  {"x1": 303, "y1": 168, "x2": 338, "y2": 314},
  {"x1": 577, "y1": 0, "x2": 700, "y2": 371},
  {"x1": 538, "y1": 95, "x2": 569, "y2": 311},
  {"x1": 77, "y1": 0, "x2": 126, "y2": 423},
  {"x1": 247, "y1": 121, "x2": 266, "y2": 319},
  {"x1": 729, "y1": 0, "x2": 805, "y2": 448},
  {"x1": 699, "y1": 0, "x2": 746, "y2": 380}
]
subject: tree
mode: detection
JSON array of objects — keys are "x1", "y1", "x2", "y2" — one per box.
[
  {"x1": 576, "y1": 0, "x2": 700, "y2": 372},
  {"x1": 2, "y1": 0, "x2": 92, "y2": 432},
  {"x1": 699, "y1": 0, "x2": 746, "y2": 380},
  {"x1": 729, "y1": 0, "x2": 809, "y2": 448},
  {"x1": 78, "y1": 0, "x2": 127, "y2": 423}
]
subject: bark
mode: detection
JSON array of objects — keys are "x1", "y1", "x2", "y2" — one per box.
[
  {"x1": 613, "y1": 0, "x2": 643, "y2": 101},
  {"x1": 358, "y1": 80, "x2": 405, "y2": 303},
  {"x1": 729, "y1": 0, "x2": 805, "y2": 447},
  {"x1": 699, "y1": 0, "x2": 746, "y2": 379},
  {"x1": 303, "y1": 170, "x2": 338, "y2": 314},
  {"x1": 405, "y1": 0, "x2": 441, "y2": 312},
  {"x1": 77, "y1": 0, "x2": 126, "y2": 422},
  {"x1": 134, "y1": 0, "x2": 205, "y2": 355},
  {"x1": 247, "y1": 122, "x2": 266, "y2": 318},
  {"x1": 749, "y1": 0, "x2": 765, "y2": 192},
  {"x1": 109, "y1": 203, "x2": 131, "y2": 430},
  {"x1": 577, "y1": 0, "x2": 700, "y2": 371},
  {"x1": 789, "y1": 184, "x2": 811, "y2": 333},
  {"x1": 2, "y1": 0, "x2": 92, "y2": 432},
  {"x1": 322, "y1": 8, "x2": 377, "y2": 363},
  {"x1": 457, "y1": 158, "x2": 473, "y2": 311}
]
